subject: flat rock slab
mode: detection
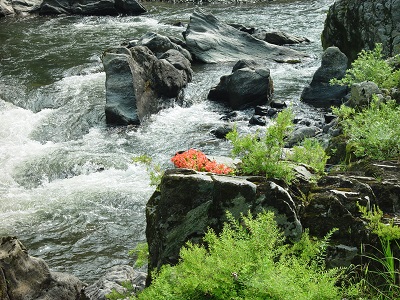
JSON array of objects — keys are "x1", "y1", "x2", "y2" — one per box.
[{"x1": 183, "y1": 9, "x2": 308, "y2": 64}]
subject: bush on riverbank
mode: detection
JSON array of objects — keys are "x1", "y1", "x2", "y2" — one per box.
[
  {"x1": 226, "y1": 109, "x2": 329, "y2": 183},
  {"x1": 330, "y1": 43, "x2": 400, "y2": 89},
  {"x1": 332, "y1": 97, "x2": 400, "y2": 161},
  {"x1": 329, "y1": 43, "x2": 400, "y2": 162},
  {"x1": 133, "y1": 211, "x2": 359, "y2": 300}
]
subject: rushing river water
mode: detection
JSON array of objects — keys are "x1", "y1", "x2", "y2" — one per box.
[{"x1": 0, "y1": 0, "x2": 333, "y2": 283}]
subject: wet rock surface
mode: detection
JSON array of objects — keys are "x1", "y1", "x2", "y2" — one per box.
[
  {"x1": 0, "y1": 236, "x2": 86, "y2": 300},
  {"x1": 301, "y1": 46, "x2": 349, "y2": 107},
  {"x1": 208, "y1": 60, "x2": 274, "y2": 110},
  {"x1": 102, "y1": 34, "x2": 192, "y2": 125},
  {"x1": 183, "y1": 9, "x2": 308, "y2": 63}
]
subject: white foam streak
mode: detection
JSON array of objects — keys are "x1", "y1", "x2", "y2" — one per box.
[{"x1": 0, "y1": 101, "x2": 54, "y2": 188}]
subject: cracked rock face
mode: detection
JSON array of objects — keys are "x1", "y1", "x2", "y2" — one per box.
[
  {"x1": 102, "y1": 39, "x2": 192, "y2": 126},
  {"x1": 322, "y1": 0, "x2": 400, "y2": 62},
  {"x1": 146, "y1": 169, "x2": 302, "y2": 273}
]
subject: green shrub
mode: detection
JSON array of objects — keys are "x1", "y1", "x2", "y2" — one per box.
[
  {"x1": 226, "y1": 109, "x2": 295, "y2": 183},
  {"x1": 132, "y1": 155, "x2": 164, "y2": 188},
  {"x1": 227, "y1": 110, "x2": 330, "y2": 182},
  {"x1": 288, "y1": 138, "x2": 329, "y2": 174},
  {"x1": 129, "y1": 242, "x2": 149, "y2": 268},
  {"x1": 332, "y1": 97, "x2": 400, "y2": 161},
  {"x1": 136, "y1": 211, "x2": 356, "y2": 300},
  {"x1": 358, "y1": 204, "x2": 400, "y2": 299},
  {"x1": 106, "y1": 281, "x2": 136, "y2": 300},
  {"x1": 330, "y1": 43, "x2": 400, "y2": 89}
]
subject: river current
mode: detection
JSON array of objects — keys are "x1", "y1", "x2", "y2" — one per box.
[{"x1": 0, "y1": 0, "x2": 333, "y2": 282}]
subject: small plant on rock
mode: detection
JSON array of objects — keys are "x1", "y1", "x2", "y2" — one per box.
[
  {"x1": 358, "y1": 203, "x2": 400, "y2": 299},
  {"x1": 330, "y1": 43, "x2": 400, "y2": 89},
  {"x1": 332, "y1": 96, "x2": 400, "y2": 161},
  {"x1": 227, "y1": 109, "x2": 295, "y2": 183},
  {"x1": 288, "y1": 138, "x2": 329, "y2": 175},
  {"x1": 132, "y1": 155, "x2": 164, "y2": 187}
]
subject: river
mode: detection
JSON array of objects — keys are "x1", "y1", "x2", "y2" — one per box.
[{"x1": 0, "y1": 0, "x2": 333, "y2": 282}]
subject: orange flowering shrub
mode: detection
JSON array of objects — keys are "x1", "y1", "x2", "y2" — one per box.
[{"x1": 171, "y1": 149, "x2": 233, "y2": 175}]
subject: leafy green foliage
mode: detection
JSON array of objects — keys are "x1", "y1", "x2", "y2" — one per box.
[
  {"x1": 226, "y1": 109, "x2": 295, "y2": 183},
  {"x1": 330, "y1": 43, "x2": 400, "y2": 89},
  {"x1": 332, "y1": 97, "x2": 400, "y2": 161},
  {"x1": 358, "y1": 204, "x2": 400, "y2": 242},
  {"x1": 106, "y1": 281, "x2": 136, "y2": 300},
  {"x1": 288, "y1": 138, "x2": 329, "y2": 174},
  {"x1": 132, "y1": 155, "x2": 164, "y2": 188},
  {"x1": 358, "y1": 204, "x2": 400, "y2": 299},
  {"x1": 129, "y1": 242, "x2": 149, "y2": 268},
  {"x1": 227, "y1": 110, "x2": 330, "y2": 182},
  {"x1": 136, "y1": 211, "x2": 354, "y2": 300}
]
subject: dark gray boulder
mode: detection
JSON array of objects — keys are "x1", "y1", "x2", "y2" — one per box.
[
  {"x1": 253, "y1": 30, "x2": 310, "y2": 45},
  {"x1": 40, "y1": 0, "x2": 146, "y2": 15},
  {"x1": 208, "y1": 60, "x2": 274, "y2": 110},
  {"x1": 146, "y1": 169, "x2": 302, "y2": 272},
  {"x1": 183, "y1": 9, "x2": 308, "y2": 63},
  {"x1": 136, "y1": 32, "x2": 192, "y2": 61},
  {"x1": 103, "y1": 47, "x2": 140, "y2": 125},
  {"x1": 287, "y1": 125, "x2": 321, "y2": 147},
  {"x1": 210, "y1": 124, "x2": 234, "y2": 139},
  {"x1": 322, "y1": 0, "x2": 400, "y2": 63},
  {"x1": 0, "y1": 236, "x2": 86, "y2": 300},
  {"x1": 103, "y1": 42, "x2": 192, "y2": 126},
  {"x1": 343, "y1": 161, "x2": 400, "y2": 213},
  {"x1": 159, "y1": 49, "x2": 193, "y2": 82},
  {"x1": 301, "y1": 46, "x2": 349, "y2": 107},
  {"x1": 301, "y1": 175, "x2": 377, "y2": 246}
]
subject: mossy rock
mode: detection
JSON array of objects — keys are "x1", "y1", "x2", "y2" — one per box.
[{"x1": 326, "y1": 134, "x2": 348, "y2": 165}]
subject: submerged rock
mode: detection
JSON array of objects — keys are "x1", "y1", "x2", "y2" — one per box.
[
  {"x1": 183, "y1": 9, "x2": 308, "y2": 63},
  {"x1": 253, "y1": 30, "x2": 310, "y2": 45},
  {"x1": 0, "y1": 236, "x2": 86, "y2": 300},
  {"x1": 39, "y1": 0, "x2": 146, "y2": 15},
  {"x1": 208, "y1": 60, "x2": 274, "y2": 109}
]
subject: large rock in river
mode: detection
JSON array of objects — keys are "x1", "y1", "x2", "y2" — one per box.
[
  {"x1": 103, "y1": 43, "x2": 192, "y2": 125},
  {"x1": 183, "y1": 9, "x2": 308, "y2": 63},
  {"x1": 208, "y1": 60, "x2": 274, "y2": 109},
  {"x1": 301, "y1": 46, "x2": 349, "y2": 107},
  {"x1": 321, "y1": 0, "x2": 400, "y2": 63},
  {"x1": 39, "y1": 0, "x2": 146, "y2": 15},
  {"x1": 0, "y1": 236, "x2": 86, "y2": 300}
]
